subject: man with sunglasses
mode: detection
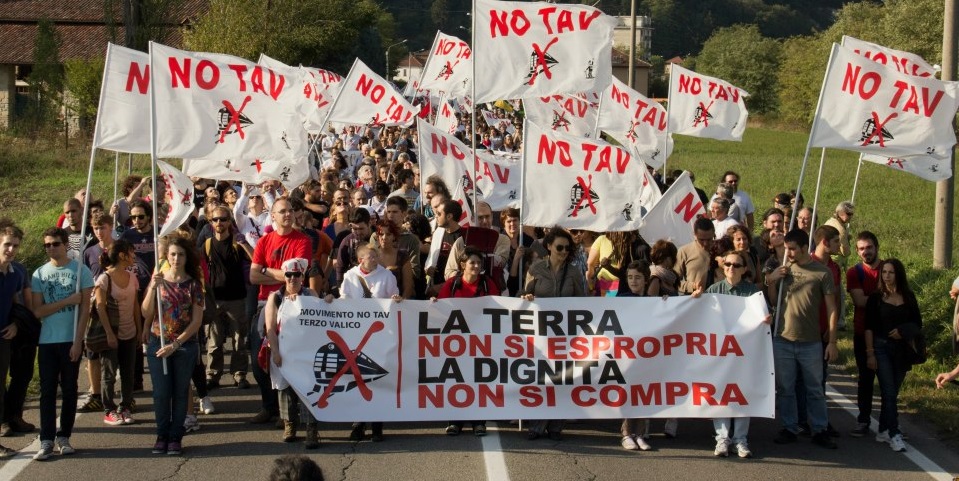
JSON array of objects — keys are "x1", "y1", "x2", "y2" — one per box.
[
  {"x1": 202, "y1": 206, "x2": 253, "y2": 392},
  {"x1": 31, "y1": 228, "x2": 94, "y2": 460}
]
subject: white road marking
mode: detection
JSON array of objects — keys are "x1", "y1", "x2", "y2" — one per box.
[{"x1": 481, "y1": 423, "x2": 511, "y2": 481}]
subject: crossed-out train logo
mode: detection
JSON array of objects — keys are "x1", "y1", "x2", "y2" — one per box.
[
  {"x1": 568, "y1": 175, "x2": 599, "y2": 217},
  {"x1": 308, "y1": 321, "x2": 389, "y2": 408},
  {"x1": 551, "y1": 110, "x2": 570, "y2": 131},
  {"x1": 860, "y1": 112, "x2": 895, "y2": 147},
  {"x1": 216, "y1": 96, "x2": 254, "y2": 143},
  {"x1": 692, "y1": 101, "x2": 714, "y2": 127},
  {"x1": 437, "y1": 60, "x2": 459, "y2": 81},
  {"x1": 525, "y1": 38, "x2": 559, "y2": 87}
]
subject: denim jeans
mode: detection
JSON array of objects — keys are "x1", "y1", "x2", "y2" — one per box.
[
  {"x1": 38, "y1": 342, "x2": 81, "y2": 441},
  {"x1": 147, "y1": 336, "x2": 198, "y2": 442},
  {"x1": 874, "y1": 338, "x2": 907, "y2": 436},
  {"x1": 713, "y1": 417, "x2": 750, "y2": 444},
  {"x1": 774, "y1": 337, "x2": 828, "y2": 434},
  {"x1": 853, "y1": 333, "x2": 876, "y2": 424},
  {"x1": 249, "y1": 302, "x2": 278, "y2": 415}
]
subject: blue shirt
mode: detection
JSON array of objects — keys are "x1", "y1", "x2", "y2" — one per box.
[
  {"x1": 0, "y1": 262, "x2": 27, "y2": 330},
  {"x1": 32, "y1": 260, "x2": 94, "y2": 344}
]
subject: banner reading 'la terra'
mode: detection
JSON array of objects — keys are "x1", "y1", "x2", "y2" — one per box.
[{"x1": 275, "y1": 294, "x2": 774, "y2": 422}]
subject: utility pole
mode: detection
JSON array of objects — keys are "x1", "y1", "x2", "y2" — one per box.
[
  {"x1": 628, "y1": 0, "x2": 636, "y2": 89},
  {"x1": 934, "y1": 0, "x2": 957, "y2": 268}
]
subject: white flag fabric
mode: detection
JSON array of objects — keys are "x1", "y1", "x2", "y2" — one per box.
[
  {"x1": 182, "y1": 156, "x2": 310, "y2": 190},
  {"x1": 841, "y1": 36, "x2": 939, "y2": 78},
  {"x1": 418, "y1": 31, "x2": 473, "y2": 97},
  {"x1": 481, "y1": 110, "x2": 516, "y2": 134},
  {"x1": 93, "y1": 43, "x2": 151, "y2": 153},
  {"x1": 433, "y1": 95, "x2": 460, "y2": 134},
  {"x1": 639, "y1": 171, "x2": 704, "y2": 246},
  {"x1": 149, "y1": 42, "x2": 309, "y2": 162},
  {"x1": 523, "y1": 94, "x2": 599, "y2": 138},
  {"x1": 861, "y1": 153, "x2": 953, "y2": 182},
  {"x1": 277, "y1": 295, "x2": 774, "y2": 421},
  {"x1": 597, "y1": 77, "x2": 674, "y2": 168},
  {"x1": 325, "y1": 58, "x2": 417, "y2": 129},
  {"x1": 638, "y1": 163, "x2": 663, "y2": 215},
  {"x1": 522, "y1": 121, "x2": 646, "y2": 231},
  {"x1": 668, "y1": 65, "x2": 749, "y2": 142},
  {"x1": 809, "y1": 44, "x2": 959, "y2": 158},
  {"x1": 258, "y1": 54, "x2": 343, "y2": 134},
  {"x1": 418, "y1": 121, "x2": 521, "y2": 211},
  {"x1": 473, "y1": 0, "x2": 617, "y2": 103},
  {"x1": 156, "y1": 160, "x2": 195, "y2": 237}
]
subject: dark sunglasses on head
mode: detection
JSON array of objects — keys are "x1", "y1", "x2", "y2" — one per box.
[
  {"x1": 723, "y1": 262, "x2": 744, "y2": 268},
  {"x1": 211, "y1": 217, "x2": 230, "y2": 223},
  {"x1": 129, "y1": 215, "x2": 147, "y2": 220},
  {"x1": 285, "y1": 272, "x2": 303, "y2": 279},
  {"x1": 43, "y1": 241, "x2": 63, "y2": 248},
  {"x1": 552, "y1": 244, "x2": 570, "y2": 252}
]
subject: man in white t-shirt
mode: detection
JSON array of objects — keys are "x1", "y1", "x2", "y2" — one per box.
[{"x1": 710, "y1": 170, "x2": 755, "y2": 232}]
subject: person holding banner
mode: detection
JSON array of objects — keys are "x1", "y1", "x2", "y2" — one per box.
[
  {"x1": 616, "y1": 260, "x2": 654, "y2": 452},
  {"x1": 265, "y1": 258, "x2": 321, "y2": 449},
  {"x1": 436, "y1": 246, "x2": 500, "y2": 437},
  {"x1": 725, "y1": 225, "x2": 759, "y2": 285},
  {"x1": 140, "y1": 236, "x2": 204, "y2": 456},
  {"x1": 522, "y1": 227, "x2": 587, "y2": 441}
]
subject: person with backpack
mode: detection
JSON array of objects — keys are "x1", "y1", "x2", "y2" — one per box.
[{"x1": 437, "y1": 246, "x2": 500, "y2": 436}]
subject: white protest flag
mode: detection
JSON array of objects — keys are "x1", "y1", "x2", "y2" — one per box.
[
  {"x1": 325, "y1": 58, "x2": 417, "y2": 128},
  {"x1": 639, "y1": 171, "x2": 704, "y2": 247},
  {"x1": 433, "y1": 95, "x2": 460, "y2": 134},
  {"x1": 842, "y1": 36, "x2": 939, "y2": 78},
  {"x1": 523, "y1": 93, "x2": 599, "y2": 138},
  {"x1": 474, "y1": 0, "x2": 617, "y2": 103},
  {"x1": 861, "y1": 153, "x2": 952, "y2": 182},
  {"x1": 93, "y1": 43, "x2": 151, "y2": 153},
  {"x1": 156, "y1": 160, "x2": 195, "y2": 237},
  {"x1": 809, "y1": 44, "x2": 959, "y2": 158},
  {"x1": 450, "y1": 176, "x2": 474, "y2": 227},
  {"x1": 475, "y1": 150, "x2": 521, "y2": 210},
  {"x1": 668, "y1": 65, "x2": 749, "y2": 141},
  {"x1": 481, "y1": 110, "x2": 516, "y2": 134},
  {"x1": 278, "y1": 294, "x2": 774, "y2": 422},
  {"x1": 522, "y1": 120, "x2": 645, "y2": 231},
  {"x1": 181, "y1": 156, "x2": 310, "y2": 190},
  {"x1": 596, "y1": 77, "x2": 674, "y2": 168},
  {"x1": 301, "y1": 66, "x2": 343, "y2": 133},
  {"x1": 638, "y1": 162, "x2": 663, "y2": 215},
  {"x1": 418, "y1": 31, "x2": 473, "y2": 97},
  {"x1": 149, "y1": 42, "x2": 309, "y2": 162}
]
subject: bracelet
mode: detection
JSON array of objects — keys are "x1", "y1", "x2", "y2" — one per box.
[{"x1": 171, "y1": 339, "x2": 181, "y2": 349}]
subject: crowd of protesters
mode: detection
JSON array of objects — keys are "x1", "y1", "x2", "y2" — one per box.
[{"x1": 0, "y1": 116, "x2": 952, "y2": 462}]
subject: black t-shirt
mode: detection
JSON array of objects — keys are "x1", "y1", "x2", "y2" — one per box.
[
  {"x1": 434, "y1": 228, "x2": 465, "y2": 284},
  {"x1": 206, "y1": 236, "x2": 247, "y2": 300}
]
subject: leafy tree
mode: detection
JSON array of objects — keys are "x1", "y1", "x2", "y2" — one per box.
[
  {"x1": 64, "y1": 57, "x2": 105, "y2": 135},
  {"x1": 877, "y1": 0, "x2": 944, "y2": 65},
  {"x1": 776, "y1": 35, "x2": 828, "y2": 125},
  {"x1": 695, "y1": 25, "x2": 781, "y2": 114},
  {"x1": 25, "y1": 20, "x2": 63, "y2": 134}
]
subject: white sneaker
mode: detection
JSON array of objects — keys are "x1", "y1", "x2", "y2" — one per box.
[
  {"x1": 33, "y1": 440, "x2": 53, "y2": 461},
  {"x1": 889, "y1": 434, "x2": 906, "y2": 452},
  {"x1": 199, "y1": 396, "x2": 215, "y2": 415},
  {"x1": 664, "y1": 418, "x2": 678, "y2": 438},
  {"x1": 621, "y1": 435, "x2": 640, "y2": 450},
  {"x1": 55, "y1": 436, "x2": 75, "y2": 455},
  {"x1": 183, "y1": 414, "x2": 200, "y2": 433},
  {"x1": 735, "y1": 442, "x2": 753, "y2": 458},
  {"x1": 876, "y1": 430, "x2": 891, "y2": 444},
  {"x1": 635, "y1": 435, "x2": 652, "y2": 451},
  {"x1": 714, "y1": 439, "x2": 729, "y2": 457}
]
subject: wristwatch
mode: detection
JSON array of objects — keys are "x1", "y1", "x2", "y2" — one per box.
[{"x1": 260, "y1": 266, "x2": 268, "y2": 275}]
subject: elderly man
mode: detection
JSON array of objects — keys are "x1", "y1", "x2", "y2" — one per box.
[
  {"x1": 715, "y1": 170, "x2": 755, "y2": 231},
  {"x1": 710, "y1": 198, "x2": 739, "y2": 239},
  {"x1": 674, "y1": 218, "x2": 715, "y2": 295}
]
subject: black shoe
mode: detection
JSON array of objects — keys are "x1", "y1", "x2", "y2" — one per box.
[
  {"x1": 527, "y1": 431, "x2": 540, "y2": 440},
  {"x1": 235, "y1": 378, "x2": 251, "y2": 389},
  {"x1": 797, "y1": 422, "x2": 812, "y2": 437},
  {"x1": 206, "y1": 378, "x2": 220, "y2": 390},
  {"x1": 474, "y1": 424, "x2": 487, "y2": 437},
  {"x1": 350, "y1": 424, "x2": 365, "y2": 442},
  {"x1": 812, "y1": 432, "x2": 838, "y2": 449},
  {"x1": 547, "y1": 430, "x2": 563, "y2": 441},
  {"x1": 774, "y1": 429, "x2": 798, "y2": 444},
  {"x1": 445, "y1": 424, "x2": 461, "y2": 436},
  {"x1": 826, "y1": 423, "x2": 840, "y2": 438},
  {"x1": 371, "y1": 424, "x2": 384, "y2": 442}
]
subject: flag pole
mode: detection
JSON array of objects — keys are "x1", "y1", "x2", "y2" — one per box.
[
  {"x1": 469, "y1": 4, "x2": 478, "y2": 225},
  {"x1": 773, "y1": 44, "x2": 840, "y2": 335},
  {"x1": 113, "y1": 151, "x2": 120, "y2": 231},
  {"x1": 661, "y1": 68, "x2": 675, "y2": 176},
  {"x1": 147, "y1": 41, "x2": 168, "y2": 375},
  {"x1": 850, "y1": 153, "x2": 864, "y2": 204},
  {"x1": 593, "y1": 89, "x2": 605, "y2": 139},
  {"x1": 807, "y1": 148, "x2": 827, "y2": 253}
]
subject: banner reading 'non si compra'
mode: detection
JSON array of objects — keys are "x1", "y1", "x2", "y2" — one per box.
[{"x1": 275, "y1": 294, "x2": 773, "y2": 422}]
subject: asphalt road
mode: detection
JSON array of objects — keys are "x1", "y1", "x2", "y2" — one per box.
[{"x1": 0, "y1": 360, "x2": 956, "y2": 481}]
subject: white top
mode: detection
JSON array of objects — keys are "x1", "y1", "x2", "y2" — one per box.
[{"x1": 340, "y1": 264, "x2": 399, "y2": 299}]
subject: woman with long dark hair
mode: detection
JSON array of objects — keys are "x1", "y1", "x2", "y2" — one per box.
[{"x1": 865, "y1": 258, "x2": 921, "y2": 453}]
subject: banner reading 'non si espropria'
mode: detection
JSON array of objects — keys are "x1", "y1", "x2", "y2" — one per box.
[{"x1": 276, "y1": 294, "x2": 773, "y2": 422}]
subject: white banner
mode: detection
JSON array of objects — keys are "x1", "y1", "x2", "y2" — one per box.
[
  {"x1": 276, "y1": 294, "x2": 774, "y2": 422},
  {"x1": 433, "y1": 95, "x2": 460, "y2": 134},
  {"x1": 149, "y1": 42, "x2": 309, "y2": 162},
  {"x1": 156, "y1": 160, "x2": 195, "y2": 237},
  {"x1": 638, "y1": 163, "x2": 663, "y2": 216},
  {"x1": 523, "y1": 93, "x2": 599, "y2": 138},
  {"x1": 810, "y1": 44, "x2": 959, "y2": 158},
  {"x1": 596, "y1": 77, "x2": 673, "y2": 168},
  {"x1": 258, "y1": 54, "x2": 344, "y2": 135},
  {"x1": 668, "y1": 65, "x2": 749, "y2": 142},
  {"x1": 481, "y1": 110, "x2": 516, "y2": 134},
  {"x1": 93, "y1": 43, "x2": 151, "y2": 153},
  {"x1": 522, "y1": 121, "x2": 646, "y2": 231},
  {"x1": 473, "y1": 0, "x2": 617, "y2": 103},
  {"x1": 861, "y1": 153, "x2": 953, "y2": 182},
  {"x1": 418, "y1": 121, "x2": 521, "y2": 211},
  {"x1": 325, "y1": 58, "x2": 417, "y2": 128},
  {"x1": 841, "y1": 36, "x2": 939, "y2": 78},
  {"x1": 639, "y1": 171, "x2": 704, "y2": 246},
  {"x1": 418, "y1": 31, "x2": 473, "y2": 97},
  {"x1": 181, "y1": 156, "x2": 310, "y2": 190}
]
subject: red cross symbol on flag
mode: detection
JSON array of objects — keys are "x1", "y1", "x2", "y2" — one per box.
[
  {"x1": 315, "y1": 321, "x2": 385, "y2": 408},
  {"x1": 570, "y1": 175, "x2": 597, "y2": 217},
  {"x1": 887, "y1": 158, "x2": 905, "y2": 169},
  {"x1": 527, "y1": 37, "x2": 559, "y2": 86},
  {"x1": 218, "y1": 95, "x2": 253, "y2": 144},
  {"x1": 862, "y1": 111, "x2": 898, "y2": 147}
]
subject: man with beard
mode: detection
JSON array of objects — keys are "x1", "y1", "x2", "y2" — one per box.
[{"x1": 846, "y1": 231, "x2": 881, "y2": 437}]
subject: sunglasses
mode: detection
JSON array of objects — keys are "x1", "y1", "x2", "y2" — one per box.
[
  {"x1": 210, "y1": 217, "x2": 229, "y2": 223},
  {"x1": 285, "y1": 272, "x2": 303, "y2": 279},
  {"x1": 43, "y1": 241, "x2": 63, "y2": 248},
  {"x1": 552, "y1": 244, "x2": 570, "y2": 252},
  {"x1": 249, "y1": 195, "x2": 262, "y2": 200},
  {"x1": 129, "y1": 215, "x2": 147, "y2": 220},
  {"x1": 723, "y1": 262, "x2": 745, "y2": 268}
]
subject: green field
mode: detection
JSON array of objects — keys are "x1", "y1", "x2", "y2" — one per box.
[{"x1": 2, "y1": 126, "x2": 959, "y2": 439}]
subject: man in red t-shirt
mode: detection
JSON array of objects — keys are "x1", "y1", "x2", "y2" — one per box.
[
  {"x1": 845, "y1": 231, "x2": 881, "y2": 437},
  {"x1": 247, "y1": 198, "x2": 312, "y2": 424}
]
